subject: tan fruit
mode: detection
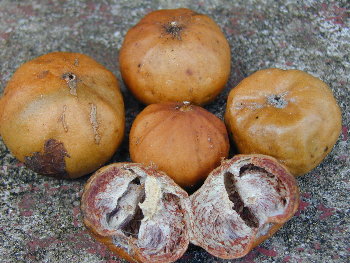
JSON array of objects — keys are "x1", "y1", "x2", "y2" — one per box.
[
  {"x1": 0, "y1": 52, "x2": 125, "y2": 178},
  {"x1": 119, "y1": 8, "x2": 231, "y2": 105},
  {"x1": 129, "y1": 101, "x2": 230, "y2": 188},
  {"x1": 225, "y1": 68, "x2": 342, "y2": 176}
]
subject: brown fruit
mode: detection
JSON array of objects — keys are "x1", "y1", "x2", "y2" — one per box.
[
  {"x1": 0, "y1": 52, "x2": 125, "y2": 178},
  {"x1": 189, "y1": 154, "x2": 299, "y2": 259},
  {"x1": 119, "y1": 8, "x2": 231, "y2": 105},
  {"x1": 224, "y1": 68, "x2": 342, "y2": 176},
  {"x1": 80, "y1": 163, "x2": 190, "y2": 263},
  {"x1": 129, "y1": 101, "x2": 230, "y2": 188}
]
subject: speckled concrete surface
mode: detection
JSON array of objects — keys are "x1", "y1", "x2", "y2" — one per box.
[{"x1": 0, "y1": 0, "x2": 349, "y2": 262}]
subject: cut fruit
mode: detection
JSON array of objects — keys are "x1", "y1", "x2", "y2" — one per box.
[
  {"x1": 189, "y1": 154, "x2": 299, "y2": 259},
  {"x1": 81, "y1": 163, "x2": 190, "y2": 263}
]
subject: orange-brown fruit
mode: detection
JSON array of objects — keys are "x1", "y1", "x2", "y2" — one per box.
[
  {"x1": 81, "y1": 163, "x2": 191, "y2": 263},
  {"x1": 0, "y1": 52, "x2": 125, "y2": 178},
  {"x1": 119, "y1": 8, "x2": 231, "y2": 105},
  {"x1": 224, "y1": 68, "x2": 342, "y2": 176},
  {"x1": 129, "y1": 101, "x2": 230, "y2": 189},
  {"x1": 189, "y1": 154, "x2": 299, "y2": 259}
]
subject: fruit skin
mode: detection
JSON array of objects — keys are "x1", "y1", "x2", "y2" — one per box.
[
  {"x1": 189, "y1": 154, "x2": 299, "y2": 259},
  {"x1": 224, "y1": 68, "x2": 342, "y2": 176},
  {"x1": 119, "y1": 8, "x2": 231, "y2": 105},
  {"x1": 81, "y1": 163, "x2": 190, "y2": 263},
  {"x1": 0, "y1": 52, "x2": 125, "y2": 178},
  {"x1": 129, "y1": 101, "x2": 230, "y2": 188}
]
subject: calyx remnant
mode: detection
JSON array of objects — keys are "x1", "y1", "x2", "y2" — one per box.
[{"x1": 163, "y1": 21, "x2": 184, "y2": 40}]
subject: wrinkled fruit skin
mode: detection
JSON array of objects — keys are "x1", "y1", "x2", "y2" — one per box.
[
  {"x1": 119, "y1": 8, "x2": 231, "y2": 105},
  {"x1": 81, "y1": 163, "x2": 190, "y2": 263},
  {"x1": 225, "y1": 68, "x2": 342, "y2": 176},
  {"x1": 129, "y1": 102, "x2": 230, "y2": 188},
  {"x1": 189, "y1": 154, "x2": 299, "y2": 259},
  {"x1": 0, "y1": 52, "x2": 125, "y2": 178}
]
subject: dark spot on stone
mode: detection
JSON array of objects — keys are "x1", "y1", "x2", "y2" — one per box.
[
  {"x1": 163, "y1": 21, "x2": 184, "y2": 40},
  {"x1": 25, "y1": 139, "x2": 70, "y2": 178},
  {"x1": 186, "y1": 68, "x2": 193, "y2": 76}
]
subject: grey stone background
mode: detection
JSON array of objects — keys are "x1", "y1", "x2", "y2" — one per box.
[{"x1": 0, "y1": 0, "x2": 349, "y2": 262}]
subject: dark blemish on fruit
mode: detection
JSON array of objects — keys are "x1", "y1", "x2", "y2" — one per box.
[
  {"x1": 163, "y1": 21, "x2": 184, "y2": 40},
  {"x1": 255, "y1": 116, "x2": 259, "y2": 119},
  {"x1": 24, "y1": 139, "x2": 70, "y2": 178},
  {"x1": 62, "y1": 72, "x2": 78, "y2": 96},
  {"x1": 324, "y1": 146, "x2": 329, "y2": 152},
  {"x1": 186, "y1": 69, "x2": 193, "y2": 76},
  {"x1": 137, "y1": 63, "x2": 141, "y2": 68},
  {"x1": 37, "y1": 70, "x2": 49, "y2": 79}
]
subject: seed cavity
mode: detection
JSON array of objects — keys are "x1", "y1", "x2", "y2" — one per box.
[
  {"x1": 224, "y1": 172, "x2": 259, "y2": 228},
  {"x1": 239, "y1": 164, "x2": 272, "y2": 177},
  {"x1": 62, "y1": 72, "x2": 78, "y2": 96},
  {"x1": 106, "y1": 176, "x2": 145, "y2": 238},
  {"x1": 89, "y1": 103, "x2": 101, "y2": 144}
]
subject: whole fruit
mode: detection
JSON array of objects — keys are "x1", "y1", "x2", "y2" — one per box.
[
  {"x1": 119, "y1": 8, "x2": 231, "y2": 105},
  {"x1": 0, "y1": 52, "x2": 125, "y2": 178},
  {"x1": 129, "y1": 101, "x2": 230, "y2": 188},
  {"x1": 224, "y1": 68, "x2": 342, "y2": 176}
]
